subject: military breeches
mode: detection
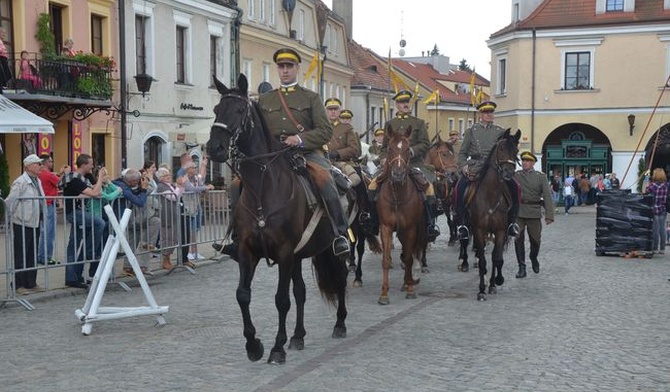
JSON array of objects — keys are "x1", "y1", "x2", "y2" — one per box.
[{"x1": 514, "y1": 217, "x2": 542, "y2": 264}]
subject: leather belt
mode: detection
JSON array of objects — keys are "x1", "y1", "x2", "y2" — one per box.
[{"x1": 521, "y1": 200, "x2": 542, "y2": 205}]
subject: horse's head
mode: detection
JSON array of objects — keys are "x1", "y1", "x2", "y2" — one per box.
[
  {"x1": 426, "y1": 139, "x2": 457, "y2": 175},
  {"x1": 207, "y1": 74, "x2": 254, "y2": 163},
  {"x1": 386, "y1": 125, "x2": 413, "y2": 184},
  {"x1": 491, "y1": 128, "x2": 521, "y2": 181}
]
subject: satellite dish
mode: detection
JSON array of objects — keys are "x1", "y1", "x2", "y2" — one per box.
[
  {"x1": 282, "y1": 0, "x2": 296, "y2": 12},
  {"x1": 399, "y1": 39, "x2": 406, "y2": 48},
  {"x1": 399, "y1": 48, "x2": 405, "y2": 57}
]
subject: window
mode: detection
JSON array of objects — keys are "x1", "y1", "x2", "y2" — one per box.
[
  {"x1": 459, "y1": 119, "x2": 464, "y2": 133},
  {"x1": 248, "y1": 0, "x2": 255, "y2": 20},
  {"x1": 606, "y1": 0, "x2": 624, "y2": 12},
  {"x1": 262, "y1": 63, "x2": 271, "y2": 82},
  {"x1": 210, "y1": 36, "x2": 218, "y2": 87},
  {"x1": 242, "y1": 59, "x2": 252, "y2": 83},
  {"x1": 564, "y1": 52, "x2": 591, "y2": 90},
  {"x1": 448, "y1": 118, "x2": 454, "y2": 131},
  {"x1": 176, "y1": 26, "x2": 186, "y2": 83},
  {"x1": 298, "y1": 9, "x2": 305, "y2": 41},
  {"x1": 0, "y1": 0, "x2": 14, "y2": 60},
  {"x1": 91, "y1": 14, "x2": 103, "y2": 55},
  {"x1": 50, "y1": 4, "x2": 65, "y2": 55},
  {"x1": 259, "y1": 0, "x2": 265, "y2": 22},
  {"x1": 497, "y1": 58, "x2": 507, "y2": 95},
  {"x1": 135, "y1": 15, "x2": 148, "y2": 74},
  {"x1": 269, "y1": 0, "x2": 276, "y2": 25}
]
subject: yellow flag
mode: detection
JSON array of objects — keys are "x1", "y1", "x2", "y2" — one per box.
[
  {"x1": 387, "y1": 48, "x2": 408, "y2": 93},
  {"x1": 382, "y1": 96, "x2": 389, "y2": 124},
  {"x1": 469, "y1": 68, "x2": 476, "y2": 105},
  {"x1": 303, "y1": 51, "x2": 319, "y2": 83},
  {"x1": 412, "y1": 81, "x2": 420, "y2": 103},
  {"x1": 475, "y1": 89, "x2": 483, "y2": 105},
  {"x1": 423, "y1": 89, "x2": 440, "y2": 105}
]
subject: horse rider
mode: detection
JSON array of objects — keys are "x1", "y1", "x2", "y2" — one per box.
[
  {"x1": 513, "y1": 151, "x2": 554, "y2": 278},
  {"x1": 368, "y1": 89, "x2": 441, "y2": 242},
  {"x1": 221, "y1": 48, "x2": 350, "y2": 259},
  {"x1": 446, "y1": 129, "x2": 461, "y2": 157},
  {"x1": 324, "y1": 99, "x2": 362, "y2": 187},
  {"x1": 454, "y1": 100, "x2": 521, "y2": 240}
]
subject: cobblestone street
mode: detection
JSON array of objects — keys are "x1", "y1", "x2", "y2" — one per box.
[{"x1": 2, "y1": 204, "x2": 669, "y2": 392}]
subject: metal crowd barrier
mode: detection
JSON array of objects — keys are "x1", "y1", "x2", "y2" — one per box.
[{"x1": 0, "y1": 189, "x2": 230, "y2": 311}]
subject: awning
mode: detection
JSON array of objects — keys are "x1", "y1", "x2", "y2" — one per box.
[{"x1": 0, "y1": 94, "x2": 55, "y2": 134}]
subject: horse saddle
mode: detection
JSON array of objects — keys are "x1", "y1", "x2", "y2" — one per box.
[{"x1": 464, "y1": 180, "x2": 512, "y2": 209}]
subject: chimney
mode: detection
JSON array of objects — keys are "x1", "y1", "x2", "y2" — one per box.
[{"x1": 332, "y1": 0, "x2": 353, "y2": 39}]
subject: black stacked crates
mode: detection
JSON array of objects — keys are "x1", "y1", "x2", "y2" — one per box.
[{"x1": 595, "y1": 189, "x2": 653, "y2": 256}]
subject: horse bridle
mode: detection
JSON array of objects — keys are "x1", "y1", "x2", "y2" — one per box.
[{"x1": 492, "y1": 140, "x2": 518, "y2": 180}]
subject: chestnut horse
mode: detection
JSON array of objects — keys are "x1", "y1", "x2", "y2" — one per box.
[
  {"x1": 425, "y1": 138, "x2": 459, "y2": 246},
  {"x1": 207, "y1": 74, "x2": 348, "y2": 364},
  {"x1": 458, "y1": 129, "x2": 521, "y2": 301},
  {"x1": 376, "y1": 126, "x2": 426, "y2": 305}
]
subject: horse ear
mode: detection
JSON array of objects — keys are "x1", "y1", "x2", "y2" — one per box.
[
  {"x1": 238, "y1": 74, "x2": 249, "y2": 96},
  {"x1": 214, "y1": 77, "x2": 229, "y2": 95},
  {"x1": 514, "y1": 129, "x2": 522, "y2": 142}
]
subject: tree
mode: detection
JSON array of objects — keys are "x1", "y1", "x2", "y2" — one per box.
[
  {"x1": 458, "y1": 59, "x2": 472, "y2": 72},
  {"x1": 430, "y1": 44, "x2": 440, "y2": 56}
]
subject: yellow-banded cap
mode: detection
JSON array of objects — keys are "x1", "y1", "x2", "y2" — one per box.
[
  {"x1": 476, "y1": 100, "x2": 497, "y2": 112},
  {"x1": 393, "y1": 90, "x2": 412, "y2": 102},
  {"x1": 374, "y1": 128, "x2": 385, "y2": 136},
  {"x1": 339, "y1": 109, "x2": 353, "y2": 119},
  {"x1": 324, "y1": 98, "x2": 342, "y2": 108},
  {"x1": 273, "y1": 48, "x2": 301, "y2": 64},
  {"x1": 520, "y1": 151, "x2": 537, "y2": 162},
  {"x1": 449, "y1": 130, "x2": 459, "y2": 136}
]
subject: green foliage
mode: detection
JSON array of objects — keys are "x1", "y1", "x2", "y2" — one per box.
[
  {"x1": 35, "y1": 13, "x2": 56, "y2": 56},
  {"x1": 458, "y1": 59, "x2": 472, "y2": 72},
  {"x1": 636, "y1": 157, "x2": 646, "y2": 193},
  {"x1": 430, "y1": 44, "x2": 440, "y2": 56},
  {"x1": 0, "y1": 153, "x2": 10, "y2": 220},
  {"x1": 76, "y1": 74, "x2": 112, "y2": 99}
]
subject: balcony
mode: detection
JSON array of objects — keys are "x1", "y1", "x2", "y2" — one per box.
[{"x1": 2, "y1": 52, "x2": 115, "y2": 120}]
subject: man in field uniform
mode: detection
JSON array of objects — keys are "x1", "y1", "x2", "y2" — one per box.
[
  {"x1": 514, "y1": 151, "x2": 554, "y2": 278},
  {"x1": 454, "y1": 100, "x2": 520, "y2": 240},
  {"x1": 221, "y1": 47, "x2": 349, "y2": 259},
  {"x1": 324, "y1": 99, "x2": 362, "y2": 186},
  {"x1": 368, "y1": 89, "x2": 440, "y2": 241}
]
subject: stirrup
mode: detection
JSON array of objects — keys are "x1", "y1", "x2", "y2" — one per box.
[
  {"x1": 507, "y1": 223, "x2": 520, "y2": 237},
  {"x1": 457, "y1": 225, "x2": 469, "y2": 240},
  {"x1": 359, "y1": 211, "x2": 371, "y2": 223},
  {"x1": 332, "y1": 235, "x2": 350, "y2": 257}
]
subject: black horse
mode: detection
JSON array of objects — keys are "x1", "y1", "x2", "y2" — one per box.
[
  {"x1": 207, "y1": 74, "x2": 348, "y2": 364},
  {"x1": 457, "y1": 129, "x2": 521, "y2": 301}
]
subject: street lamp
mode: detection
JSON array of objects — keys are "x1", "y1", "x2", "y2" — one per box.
[{"x1": 628, "y1": 114, "x2": 635, "y2": 136}]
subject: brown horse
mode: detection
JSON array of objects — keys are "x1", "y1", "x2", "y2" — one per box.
[
  {"x1": 207, "y1": 74, "x2": 348, "y2": 364},
  {"x1": 459, "y1": 129, "x2": 521, "y2": 301},
  {"x1": 376, "y1": 126, "x2": 426, "y2": 305},
  {"x1": 425, "y1": 138, "x2": 460, "y2": 246}
]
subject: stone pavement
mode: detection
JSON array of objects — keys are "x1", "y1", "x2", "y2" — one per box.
[{"x1": 1, "y1": 204, "x2": 670, "y2": 392}]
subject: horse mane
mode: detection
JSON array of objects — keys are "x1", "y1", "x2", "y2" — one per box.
[
  {"x1": 477, "y1": 131, "x2": 512, "y2": 183},
  {"x1": 249, "y1": 98, "x2": 282, "y2": 153}
]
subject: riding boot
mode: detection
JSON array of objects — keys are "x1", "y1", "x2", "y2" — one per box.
[
  {"x1": 221, "y1": 230, "x2": 239, "y2": 262},
  {"x1": 424, "y1": 195, "x2": 440, "y2": 242},
  {"x1": 529, "y1": 238, "x2": 540, "y2": 273},
  {"x1": 322, "y1": 186, "x2": 351, "y2": 257},
  {"x1": 515, "y1": 237, "x2": 526, "y2": 278},
  {"x1": 455, "y1": 178, "x2": 469, "y2": 240},
  {"x1": 355, "y1": 182, "x2": 371, "y2": 224},
  {"x1": 365, "y1": 189, "x2": 380, "y2": 236},
  {"x1": 506, "y1": 180, "x2": 520, "y2": 237}
]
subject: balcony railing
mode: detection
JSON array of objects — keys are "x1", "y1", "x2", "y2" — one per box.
[{"x1": 8, "y1": 52, "x2": 114, "y2": 100}]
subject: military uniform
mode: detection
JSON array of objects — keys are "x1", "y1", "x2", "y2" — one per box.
[
  {"x1": 326, "y1": 108, "x2": 362, "y2": 186},
  {"x1": 514, "y1": 151, "x2": 555, "y2": 278}
]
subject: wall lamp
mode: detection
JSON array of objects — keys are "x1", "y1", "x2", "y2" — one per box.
[{"x1": 628, "y1": 114, "x2": 635, "y2": 136}]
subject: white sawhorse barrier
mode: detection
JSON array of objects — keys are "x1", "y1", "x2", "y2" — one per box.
[{"x1": 75, "y1": 206, "x2": 169, "y2": 335}]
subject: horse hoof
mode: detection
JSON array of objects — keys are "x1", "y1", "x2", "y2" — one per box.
[
  {"x1": 421, "y1": 266, "x2": 430, "y2": 273},
  {"x1": 488, "y1": 286, "x2": 497, "y2": 295},
  {"x1": 401, "y1": 283, "x2": 407, "y2": 292},
  {"x1": 448, "y1": 240, "x2": 456, "y2": 247},
  {"x1": 495, "y1": 275, "x2": 504, "y2": 286},
  {"x1": 246, "y1": 338, "x2": 264, "y2": 362},
  {"x1": 288, "y1": 337, "x2": 304, "y2": 350},
  {"x1": 352, "y1": 280, "x2": 362, "y2": 288},
  {"x1": 348, "y1": 264, "x2": 357, "y2": 273},
  {"x1": 405, "y1": 291, "x2": 417, "y2": 299},
  {"x1": 413, "y1": 278, "x2": 420, "y2": 285},
  {"x1": 332, "y1": 326, "x2": 347, "y2": 339},
  {"x1": 267, "y1": 349, "x2": 286, "y2": 364},
  {"x1": 477, "y1": 293, "x2": 487, "y2": 301},
  {"x1": 378, "y1": 296, "x2": 390, "y2": 305},
  {"x1": 458, "y1": 264, "x2": 469, "y2": 272}
]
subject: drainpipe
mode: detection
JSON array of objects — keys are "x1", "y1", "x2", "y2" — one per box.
[
  {"x1": 119, "y1": 0, "x2": 128, "y2": 170},
  {"x1": 231, "y1": 4, "x2": 243, "y2": 86},
  {"x1": 365, "y1": 90, "x2": 370, "y2": 143},
  {"x1": 531, "y1": 28, "x2": 536, "y2": 159}
]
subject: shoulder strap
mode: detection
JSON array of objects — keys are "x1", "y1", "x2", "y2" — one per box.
[{"x1": 277, "y1": 90, "x2": 305, "y2": 132}]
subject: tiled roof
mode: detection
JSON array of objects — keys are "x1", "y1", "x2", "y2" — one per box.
[
  {"x1": 493, "y1": 0, "x2": 670, "y2": 37},
  {"x1": 348, "y1": 39, "x2": 393, "y2": 91}
]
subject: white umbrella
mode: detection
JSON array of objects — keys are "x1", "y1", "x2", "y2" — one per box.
[{"x1": 0, "y1": 95, "x2": 54, "y2": 134}]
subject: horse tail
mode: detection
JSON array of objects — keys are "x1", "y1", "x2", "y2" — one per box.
[
  {"x1": 414, "y1": 225, "x2": 426, "y2": 260},
  {"x1": 366, "y1": 234, "x2": 382, "y2": 254},
  {"x1": 311, "y1": 252, "x2": 348, "y2": 306}
]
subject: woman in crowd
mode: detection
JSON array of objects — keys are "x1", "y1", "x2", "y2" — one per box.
[
  {"x1": 644, "y1": 168, "x2": 668, "y2": 255},
  {"x1": 18, "y1": 50, "x2": 41, "y2": 88},
  {"x1": 154, "y1": 168, "x2": 185, "y2": 270}
]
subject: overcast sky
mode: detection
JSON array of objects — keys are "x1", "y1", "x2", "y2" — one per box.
[{"x1": 322, "y1": 0, "x2": 512, "y2": 78}]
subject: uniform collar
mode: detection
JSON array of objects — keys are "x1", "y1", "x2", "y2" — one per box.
[
  {"x1": 396, "y1": 112, "x2": 410, "y2": 119},
  {"x1": 280, "y1": 83, "x2": 298, "y2": 93}
]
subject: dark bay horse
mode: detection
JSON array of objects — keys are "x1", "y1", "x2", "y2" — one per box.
[
  {"x1": 376, "y1": 126, "x2": 426, "y2": 305},
  {"x1": 347, "y1": 172, "x2": 381, "y2": 288},
  {"x1": 425, "y1": 138, "x2": 459, "y2": 246},
  {"x1": 207, "y1": 74, "x2": 348, "y2": 364},
  {"x1": 457, "y1": 129, "x2": 521, "y2": 301}
]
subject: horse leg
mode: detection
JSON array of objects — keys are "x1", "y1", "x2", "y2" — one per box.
[
  {"x1": 353, "y1": 232, "x2": 365, "y2": 287},
  {"x1": 379, "y1": 225, "x2": 393, "y2": 305},
  {"x1": 288, "y1": 259, "x2": 306, "y2": 351},
  {"x1": 267, "y1": 261, "x2": 293, "y2": 364},
  {"x1": 237, "y1": 258, "x2": 264, "y2": 362},
  {"x1": 474, "y1": 234, "x2": 488, "y2": 301},
  {"x1": 493, "y1": 234, "x2": 506, "y2": 288},
  {"x1": 447, "y1": 204, "x2": 457, "y2": 246},
  {"x1": 420, "y1": 241, "x2": 430, "y2": 273},
  {"x1": 402, "y1": 234, "x2": 417, "y2": 299},
  {"x1": 457, "y1": 237, "x2": 469, "y2": 272},
  {"x1": 348, "y1": 224, "x2": 357, "y2": 273}
]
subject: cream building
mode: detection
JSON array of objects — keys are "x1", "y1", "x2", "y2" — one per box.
[{"x1": 489, "y1": 0, "x2": 670, "y2": 190}]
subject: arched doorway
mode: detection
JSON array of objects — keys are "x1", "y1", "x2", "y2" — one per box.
[
  {"x1": 142, "y1": 131, "x2": 168, "y2": 168},
  {"x1": 644, "y1": 123, "x2": 670, "y2": 173},
  {"x1": 542, "y1": 123, "x2": 612, "y2": 181}
]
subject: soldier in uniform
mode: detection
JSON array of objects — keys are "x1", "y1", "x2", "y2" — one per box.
[
  {"x1": 454, "y1": 100, "x2": 521, "y2": 240},
  {"x1": 514, "y1": 151, "x2": 554, "y2": 278},
  {"x1": 368, "y1": 89, "x2": 440, "y2": 241},
  {"x1": 446, "y1": 129, "x2": 460, "y2": 157},
  {"x1": 324, "y1": 99, "x2": 362, "y2": 186},
  {"x1": 221, "y1": 47, "x2": 349, "y2": 259}
]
